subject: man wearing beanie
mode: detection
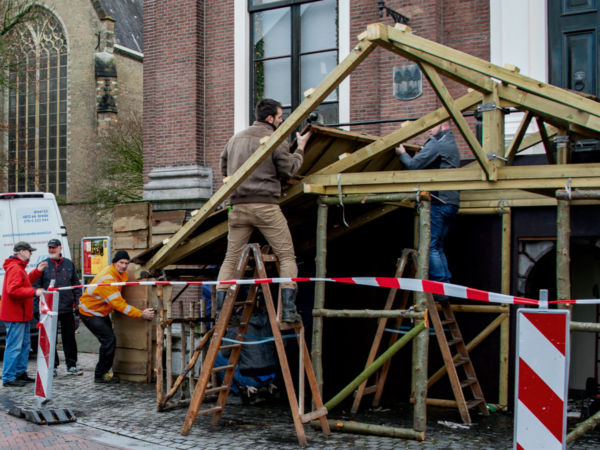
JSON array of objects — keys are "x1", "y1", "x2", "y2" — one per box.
[{"x1": 79, "y1": 250, "x2": 154, "y2": 383}]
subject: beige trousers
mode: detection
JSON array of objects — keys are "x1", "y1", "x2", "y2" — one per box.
[{"x1": 217, "y1": 203, "x2": 297, "y2": 290}]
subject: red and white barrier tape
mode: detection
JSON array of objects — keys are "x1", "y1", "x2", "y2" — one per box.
[{"x1": 45, "y1": 276, "x2": 548, "y2": 305}]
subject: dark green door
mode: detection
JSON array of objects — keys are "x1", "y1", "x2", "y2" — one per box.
[{"x1": 548, "y1": 0, "x2": 599, "y2": 96}]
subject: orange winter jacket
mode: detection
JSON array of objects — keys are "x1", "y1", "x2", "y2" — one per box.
[{"x1": 78, "y1": 264, "x2": 142, "y2": 318}]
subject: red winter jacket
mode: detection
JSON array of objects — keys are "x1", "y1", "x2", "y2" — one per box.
[{"x1": 0, "y1": 256, "x2": 42, "y2": 322}]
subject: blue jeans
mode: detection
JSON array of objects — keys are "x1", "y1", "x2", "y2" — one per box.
[
  {"x1": 2, "y1": 321, "x2": 30, "y2": 383},
  {"x1": 429, "y1": 203, "x2": 458, "y2": 282},
  {"x1": 215, "y1": 353, "x2": 274, "y2": 394}
]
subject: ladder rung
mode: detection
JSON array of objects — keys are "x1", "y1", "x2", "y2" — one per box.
[
  {"x1": 441, "y1": 319, "x2": 456, "y2": 325},
  {"x1": 219, "y1": 344, "x2": 242, "y2": 350},
  {"x1": 454, "y1": 356, "x2": 469, "y2": 367},
  {"x1": 234, "y1": 300, "x2": 254, "y2": 306},
  {"x1": 460, "y1": 377, "x2": 477, "y2": 388},
  {"x1": 261, "y1": 254, "x2": 278, "y2": 262},
  {"x1": 212, "y1": 364, "x2": 234, "y2": 373},
  {"x1": 466, "y1": 398, "x2": 485, "y2": 409},
  {"x1": 300, "y1": 406, "x2": 328, "y2": 423},
  {"x1": 447, "y1": 338, "x2": 462, "y2": 346},
  {"x1": 205, "y1": 385, "x2": 230, "y2": 395},
  {"x1": 198, "y1": 406, "x2": 223, "y2": 416}
]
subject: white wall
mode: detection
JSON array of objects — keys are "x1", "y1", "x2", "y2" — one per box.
[{"x1": 489, "y1": 0, "x2": 547, "y2": 151}]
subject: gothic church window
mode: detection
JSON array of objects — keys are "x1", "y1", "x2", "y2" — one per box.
[
  {"x1": 7, "y1": 7, "x2": 67, "y2": 197},
  {"x1": 250, "y1": 0, "x2": 338, "y2": 124}
]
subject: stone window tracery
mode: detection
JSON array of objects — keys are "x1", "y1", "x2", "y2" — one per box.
[{"x1": 7, "y1": 7, "x2": 68, "y2": 197}]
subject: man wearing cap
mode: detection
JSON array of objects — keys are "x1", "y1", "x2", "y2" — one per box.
[
  {"x1": 1, "y1": 242, "x2": 48, "y2": 387},
  {"x1": 34, "y1": 239, "x2": 83, "y2": 376},
  {"x1": 78, "y1": 250, "x2": 154, "y2": 383}
]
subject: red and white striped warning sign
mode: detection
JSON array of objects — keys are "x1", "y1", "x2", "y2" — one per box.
[
  {"x1": 514, "y1": 310, "x2": 570, "y2": 450},
  {"x1": 35, "y1": 291, "x2": 59, "y2": 401}
]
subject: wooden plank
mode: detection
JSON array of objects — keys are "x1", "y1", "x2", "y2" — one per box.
[
  {"x1": 370, "y1": 23, "x2": 600, "y2": 120},
  {"x1": 144, "y1": 39, "x2": 378, "y2": 271},
  {"x1": 114, "y1": 231, "x2": 148, "y2": 249},
  {"x1": 152, "y1": 210, "x2": 186, "y2": 234},
  {"x1": 419, "y1": 62, "x2": 492, "y2": 179},
  {"x1": 161, "y1": 221, "x2": 229, "y2": 267},
  {"x1": 113, "y1": 203, "x2": 150, "y2": 232}
]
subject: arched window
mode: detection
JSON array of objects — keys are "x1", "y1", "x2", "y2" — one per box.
[{"x1": 7, "y1": 8, "x2": 67, "y2": 197}]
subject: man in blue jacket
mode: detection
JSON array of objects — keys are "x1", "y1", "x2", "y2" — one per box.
[
  {"x1": 396, "y1": 121, "x2": 460, "y2": 283},
  {"x1": 34, "y1": 239, "x2": 83, "y2": 376}
]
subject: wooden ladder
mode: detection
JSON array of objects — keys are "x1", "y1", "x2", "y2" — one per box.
[
  {"x1": 351, "y1": 249, "x2": 418, "y2": 413},
  {"x1": 180, "y1": 243, "x2": 330, "y2": 446},
  {"x1": 426, "y1": 294, "x2": 489, "y2": 424}
]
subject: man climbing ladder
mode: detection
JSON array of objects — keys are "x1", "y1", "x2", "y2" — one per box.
[{"x1": 216, "y1": 98, "x2": 312, "y2": 323}]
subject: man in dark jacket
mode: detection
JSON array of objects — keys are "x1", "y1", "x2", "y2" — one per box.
[
  {"x1": 217, "y1": 98, "x2": 311, "y2": 323},
  {"x1": 34, "y1": 239, "x2": 83, "y2": 376},
  {"x1": 1, "y1": 242, "x2": 47, "y2": 387},
  {"x1": 395, "y1": 121, "x2": 460, "y2": 283}
]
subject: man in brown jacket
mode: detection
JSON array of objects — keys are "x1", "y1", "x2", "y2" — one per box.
[{"x1": 217, "y1": 98, "x2": 311, "y2": 323}]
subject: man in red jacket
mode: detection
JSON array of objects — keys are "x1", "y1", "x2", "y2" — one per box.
[{"x1": 1, "y1": 242, "x2": 47, "y2": 387}]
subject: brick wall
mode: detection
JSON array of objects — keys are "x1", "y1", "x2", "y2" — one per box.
[
  {"x1": 348, "y1": 0, "x2": 490, "y2": 158},
  {"x1": 143, "y1": 0, "x2": 206, "y2": 180},
  {"x1": 143, "y1": 0, "x2": 490, "y2": 180}
]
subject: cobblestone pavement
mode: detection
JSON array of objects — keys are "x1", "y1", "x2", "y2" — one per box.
[{"x1": 1, "y1": 353, "x2": 600, "y2": 449}]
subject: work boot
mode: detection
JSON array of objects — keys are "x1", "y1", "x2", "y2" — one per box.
[
  {"x1": 281, "y1": 288, "x2": 302, "y2": 323},
  {"x1": 215, "y1": 290, "x2": 240, "y2": 326}
]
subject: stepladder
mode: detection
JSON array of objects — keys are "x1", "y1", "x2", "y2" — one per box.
[
  {"x1": 426, "y1": 294, "x2": 489, "y2": 424},
  {"x1": 351, "y1": 249, "x2": 418, "y2": 413},
  {"x1": 181, "y1": 243, "x2": 330, "y2": 446}
]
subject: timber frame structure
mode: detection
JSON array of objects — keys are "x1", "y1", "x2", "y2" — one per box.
[{"x1": 140, "y1": 23, "x2": 600, "y2": 437}]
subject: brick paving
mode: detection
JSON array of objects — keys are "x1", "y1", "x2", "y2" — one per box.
[{"x1": 1, "y1": 352, "x2": 599, "y2": 449}]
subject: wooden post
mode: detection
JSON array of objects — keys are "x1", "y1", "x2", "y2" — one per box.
[
  {"x1": 312, "y1": 200, "x2": 328, "y2": 397},
  {"x1": 499, "y1": 208, "x2": 511, "y2": 407},
  {"x1": 166, "y1": 289, "x2": 173, "y2": 392},
  {"x1": 155, "y1": 286, "x2": 165, "y2": 411},
  {"x1": 482, "y1": 84, "x2": 504, "y2": 180},
  {"x1": 413, "y1": 196, "x2": 431, "y2": 432},
  {"x1": 556, "y1": 191, "x2": 571, "y2": 308},
  {"x1": 555, "y1": 132, "x2": 570, "y2": 165}
]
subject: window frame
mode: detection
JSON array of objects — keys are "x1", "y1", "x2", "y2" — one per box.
[{"x1": 248, "y1": 0, "x2": 338, "y2": 124}]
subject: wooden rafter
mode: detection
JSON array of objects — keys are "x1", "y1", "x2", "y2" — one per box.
[
  {"x1": 143, "y1": 38, "x2": 378, "y2": 271},
  {"x1": 535, "y1": 117, "x2": 555, "y2": 164}
]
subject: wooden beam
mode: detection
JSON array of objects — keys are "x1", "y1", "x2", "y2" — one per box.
[
  {"x1": 535, "y1": 117, "x2": 556, "y2": 164},
  {"x1": 303, "y1": 163, "x2": 600, "y2": 195},
  {"x1": 506, "y1": 111, "x2": 533, "y2": 163},
  {"x1": 368, "y1": 23, "x2": 600, "y2": 121},
  {"x1": 143, "y1": 38, "x2": 378, "y2": 271},
  {"x1": 308, "y1": 90, "x2": 483, "y2": 176},
  {"x1": 499, "y1": 84, "x2": 600, "y2": 136},
  {"x1": 419, "y1": 62, "x2": 493, "y2": 179}
]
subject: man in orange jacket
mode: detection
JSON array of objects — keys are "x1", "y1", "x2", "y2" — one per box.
[
  {"x1": 79, "y1": 250, "x2": 154, "y2": 383},
  {"x1": 1, "y1": 242, "x2": 47, "y2": 387}
]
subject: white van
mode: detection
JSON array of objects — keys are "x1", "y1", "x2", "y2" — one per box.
[{"x1": 0, "y1": 192, "x2": 70, "y2": 294}]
